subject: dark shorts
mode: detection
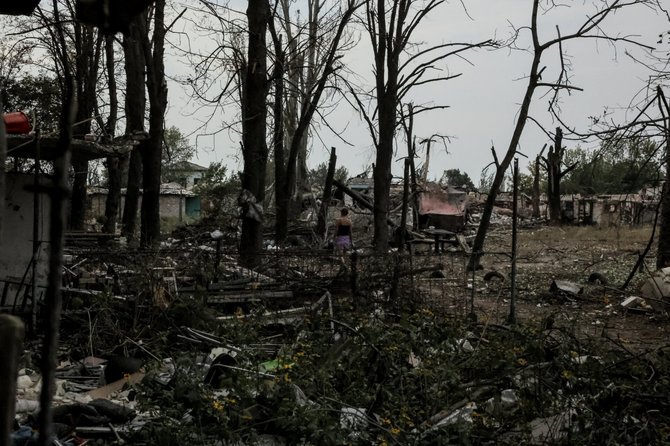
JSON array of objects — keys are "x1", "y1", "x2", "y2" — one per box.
[{"x1": 334, "y1": 235, "x2": 351, "y2": 250}]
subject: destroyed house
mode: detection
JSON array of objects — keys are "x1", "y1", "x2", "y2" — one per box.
[
  {"x1": 560, "y1": 193, "x2": 657, "y2": 226},
  {"x1": 1, "y1": 131, "x2": 131, "y2": 314},
  {"x1": 417, "y1": 183, "x2": 468, "y2": 232},
  {"x1": 88, "y1": 182, "x2": 201, "y2": 225},
  {"x1": 165, "y1": 160, "x2": 208, "y2": 189}
]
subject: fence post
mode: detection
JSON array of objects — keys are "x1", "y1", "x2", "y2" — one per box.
[
  {"x1": 507, "y1": 157, "x2": 519, "y2": 325},
  {"x1": 0, "y1": 315, "x2": 25, "y2": 445},
  {"x1": 350, "y1": 251, "x2": 358, "y2": 296}
]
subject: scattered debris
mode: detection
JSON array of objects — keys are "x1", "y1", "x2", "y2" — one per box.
[{"x1": 550, "y1": 280, "x2": 583, "y2": 296}]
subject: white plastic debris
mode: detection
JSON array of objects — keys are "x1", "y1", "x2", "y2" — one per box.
[
  {"x1": 500, "y1": 389, "x2": 518, "y2": 407},
  {"x1": 485, "y1": 389, "x2": 518, "y2": 416},
  {"x1": 455, "y1": 338, "x2": 474, "y2": 353},
  {"x1": 408, "y1": 351, "x2": 421, "y2": 368},
  {"x1": 15, "y1": 399, "x2": 39, "y2": 413},
  {"x1": 340, "y1": 407, "x2": 368, "y2": 437},
  {"x1": 16, "y1": 375, "x2": 33, "y2": 390}
]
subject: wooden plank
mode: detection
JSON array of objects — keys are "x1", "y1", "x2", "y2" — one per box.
[
  {"x1": 206, "y1": 290, "x2": 293, "y2": 304},
  {"x1": 84, "y1": 371, "x2": 145, "y2": 400}
]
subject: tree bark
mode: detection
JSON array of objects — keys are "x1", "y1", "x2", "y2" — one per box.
[
  {"x1": 69, "y1": 23, "x2": 101, "y2": 230},
  {"x1": 547, "y1": 127, "x2": 563, "y2": 223},
  {"x1": 398, "y1": 158, "x2": 410, "y2": 253},
  {"x1": 317, "y1": 147, "x2": 337, "y2": 238},
  {"x1": 270, "y1": 29, "x2": 287, "y2": 242},
  {"x1": 103, "y1": 36, "x2": 120, "y2": 234},
  {"x1": 122, "y1": 148, "x2": 142, "y2": 239},
  {"x1": 69, "y1": 159, "x2": 88, "y2": 229},
  {"x1": 373, "y1": 86, "x2": 397, "y2": 251},
  {"x1": 140, "y1": 0, "x2": 168, "y2": 248},
  {"x1": 657, "y1": 87, "x2": 670, "y2": 269},
  {"x1": 532, "y1": 147, "x2": 544, "y2": 219},
  {"x1": 402, "y1": 105, "x2": 420, "y2": 230},
  {"x1": 120, "y1": 13, "x2": 146, "y2": 241},
  {"x1": 104, "y1": 157, "x2": 121, "y2": 233},
  {"x1": 370, "y1": 0, "x2": 400, "y2": 253},
  {"x1": 240, "y1": 0, "x2": 270, "y2": 266}
]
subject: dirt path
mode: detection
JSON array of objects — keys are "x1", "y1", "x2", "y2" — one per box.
[{"x1": 416, "y1": 224, "x2": 669, "y2": 350}]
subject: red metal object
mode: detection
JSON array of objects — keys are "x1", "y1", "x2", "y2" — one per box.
[{"x1": 2, "y1": 112, "x2": 33, "y2": 134}]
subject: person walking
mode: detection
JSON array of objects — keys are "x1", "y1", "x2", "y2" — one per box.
[{"x1": 333, "y1": 208, "x2": 353, "y2": 263}]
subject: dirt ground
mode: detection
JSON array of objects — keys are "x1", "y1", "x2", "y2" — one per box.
[{"x1": 417, "y1": 224, "x2": 669, "y2": 351}]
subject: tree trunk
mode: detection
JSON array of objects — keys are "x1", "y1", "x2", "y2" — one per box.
[
  {"x1": 139, "y1": 134, "x2": 162, "y2": 247},
  {"x1": 103, "y1": 36, "x2": 120, "y2": 234},
  {"x1": 69, "y1": 24, "x2": 101, "y2": 230},
  {"x1": 140, "y1": 0, "x2": 167, "y2": 248},
  {"x1": 271, "y1": 30, "x2": 287, "y2": 243},
  {"x1": 297, "y1": 136, "x2": 310, "y2": 195},
  {"x1": 317, "y1": 147, "x2": 337, "y2": 238},
  {"x1": 409, "y1": 139, "x2": 419, "y2": 230},
  {"x1": 398, "y1": 158, "x2": 410, "y2": 253},
  {"x1": 657, "y1": 87, "x2": 670, "y2": 269},
  {"x1": 103, "y1": 157, "x2": 121, "y2": 233},
  {"x1": 69, "y1": 158, "x2": 89, "y2": 229},
  {"x1": 240, "y1": 0, "x2": 270, "y2": 266},
  {"x1": 402, "y1": 105, "x2": 420, "y2": 231},
  {"x1": 532, "y1": 152, "x2": 542, "y2": 218},
  {"x1": 122, "y1": 148, "x2": 142, "y2": 239},
  {"x1": 547, "y1": 127, "x2": 563, "y2": 224},
  {"x1": 373, "y1": 89, "x2": 397, "y2": 252},
  {"x1": 120, "y1": 13, "x2": 146, "y2": 241},
  {"x1": 371, "y1": 0, "x2": 399, "y2": 253}
]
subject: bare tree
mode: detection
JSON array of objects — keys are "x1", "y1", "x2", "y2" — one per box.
[
  {"x1": 120, "y1": 13, "x2": 147, "y2": 241},
  {"x1": 532, "y1": 144, "x2": 546, "y2": 219},
  {"x1": 101, "y1": 35, "x2": 120, "y2": 234},
  {"x1": 239, "y1": 0, "x2": 271, "y2": 266},
  {"x1": 543, "y1": 127, "x2": 578, "y2": 223},
  {"x1": 656, "y1": 87, "x2": 670, "y2": 267},
  {"x1": 400, "y1": 103, "x2": 421, "y2": 230},
  {"x1": 139, "y1": 0, "x2": 168, "y2": 247},
  {"x1": 29, "y1": 2, "x2": 103, "y2": 230},
  {"x1": 273, "y1": 0, "x2": 363, "y2": 242},
  {"x1": 468, "y1": 0, "x2": 656, "y2": 269},
  {"x1": 356, "y1": 0, "x2": 493, "y2": 252}
]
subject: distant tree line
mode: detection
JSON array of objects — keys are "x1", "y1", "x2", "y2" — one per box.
[{"x1": 518, "y1": 139, "x2": 662, "y2": 196}]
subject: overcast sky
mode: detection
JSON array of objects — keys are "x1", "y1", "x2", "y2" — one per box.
[{"x1": 164, "y1": 0, "x2": 670, "y2": 184}]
